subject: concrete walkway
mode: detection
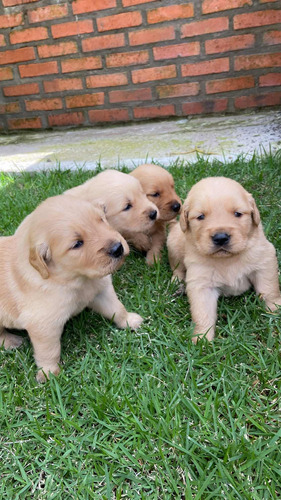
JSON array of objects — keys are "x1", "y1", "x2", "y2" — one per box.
[{"x1": 0, "y1": 109, "x2": 280, "y2": 173}]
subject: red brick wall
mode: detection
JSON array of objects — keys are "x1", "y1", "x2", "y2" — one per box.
[{"x1": 0, "y1": 0, "x2": 280, "y2": 131}]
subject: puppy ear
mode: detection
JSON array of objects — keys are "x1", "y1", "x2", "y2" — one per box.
[
  {"x1": 249, "y1": 194, "x2": 260, "y2": 226},
  {"x1": 29, "y1": 242, "x2": 51, "y2": 279},
  {"x1": 179, "y1": 200, "x2": 189, "y2": 232}
]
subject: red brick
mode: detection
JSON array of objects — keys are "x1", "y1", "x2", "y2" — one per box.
[
  {"x1": 44, "y1": 78, "x2": 83, "y2": 93},
  {"x1": 3, "y1": 83, "x2": 39, "y2": 96},
  {"x1": 62, "y1": 56, "x2": 102, "y2": 73},
  {"x1": 132, "y1": 64, "x2": 176, "y2": 84},
  {"x1": 52, "y1": 20, "x2": 93, "y2": 39},
  {"x1": 263, "y1": 30, "x2": 281, "y2": 46},
  {"x1": 0, "y1": 47, "x2": 35, "y2": 65},
  {"x1": 147, "y1": 4, "x2": 194, "y2": 24},
  {"x1": 182, "y1": 98, "x2": 228, "y2": 115},
  {"x1": 134, "y1": 104, "x2": 175, "y2": 119},
  {"x1": 82, "y1": 33, "x2": 125, "y2": 52},
  {"x1": 0, "y1": 35, "x2": 6, "y2": 47},
  {"x1": 66, "y1": 93, "x2": 104, "y2": 108},
  {"x1": 97, "y1": 11, "x2": 142, "y2": 32},
  {"x1": 73, "y1": 0, "x2": 116, "y2": 14},
  {"x1": 89, "y1": 108, "x2": 129, "y2": 122},
  {"x1": 19, "y1": 61, "x2": 58, "y2": 78},
  {"x1": 0, "y1": 13, "x2": 23, "y2": 29},
  {"x1": 8, "y1": 117, "x2": 42, "y2": 130},
  {"x1": 235, "y1": 92, "x2": 281, "y2": 109},
  {"x1": 0, "y1": 102, "x2": 21, "y2": 114},
  {"x1": 38, "y1": 41, "x2": 78, "y2": 59},
  {"x1": 86, "y1": 73, "x2": 128, "y2": 88},
  {"x1": 0, "y1": 67, "x2": 13, "y2": 81},
  {"x1": 234, "y1": 10, "x2": 281, "y2": 29},
  {"x1": 129, "y1": 26, "x2": 175, "y2": 46},
  {"x1": 3, "y1": 0, "x2": 38, "y2": 5},
  {"x1": 109, "y1": 88, "x2": 152, "y2": 103},
  {"x1": 157, "y1": 82, "x2": 199, "y2": 99},
  {"x1": 235, "y1": 53, "x2": 281, "y2": 71},
  {"x1": 25, "y1": 98, "x2": 63, "y2": 111},
  {"x1": 28, "y1": 4, "x2": 68, "y2": 23},
  {"x1": 123, "y1": 0, "x2": 156, "y2": 5},
  {"x1": 206, "y1": 76, "x2": 254, "y2": 94},
  {"x1": 205, "y1": 34, "x2": 255, "y2": 54},
  {"x1": 153, "y1": 41, "x2": 200, "y2": 60},
  {"x1": 48, "y1": 112, "x2": 84, "y2": 127},
  {"x1": 10, "y1": 27, "x2": 48, "y2": 45},
  {"x1": 182, "y1": 57, "x2": 229, "y2": 77},
  {"x1": 259, "y1": 73, "x2": 281, "y2": 87},
  {"x1": 106, "y1": 50, "x2": 149, "y2": 67},
  {"x1": 181, "y1": 17, "x2": 228, "y2": 38},
  {"x1": 202, "y1": 0, "x2": 252, "y2": 14}
]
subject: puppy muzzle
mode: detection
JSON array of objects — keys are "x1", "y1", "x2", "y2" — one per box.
[{"x1": 212, "y1": 232, "x2": 231, "y2": 247}]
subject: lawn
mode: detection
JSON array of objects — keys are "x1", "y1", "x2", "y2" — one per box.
[{"x1": 0, "y1": 153, "x2": 280, "y2": 499}]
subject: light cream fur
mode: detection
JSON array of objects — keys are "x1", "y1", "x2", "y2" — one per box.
[
  {"x1": 65, "y1": 169, "x2": 159, "y2": 241},
  {"x1": 167, "y1": 176, "x2": 281, "y2": 342},
  {"x1": 129, "y1": 164, "x2": 181, "y2": 265},
  {"x1": 0, "y1": 195, "x2": 143, "y2": 382}
]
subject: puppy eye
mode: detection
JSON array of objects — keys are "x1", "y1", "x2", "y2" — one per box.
[
  {"x1": 234, "y1": 211, "x2": 243, "y2": 218},
  {"x1": 71, "y1": 240, "x2": 84, "y2": 249},
  {"x1": 197, "y1": 214, "x2": 205, "y2": 220},
  {"x1": 123, "y1": 203, "x2": 132, "y2": 211},
  {"x1": 151, "y1": 192, "x2": 160, "y2": 197}
]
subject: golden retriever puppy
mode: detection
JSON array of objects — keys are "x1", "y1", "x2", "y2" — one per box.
[
  {"x1": 0, "y1": 195, "x2": 143, "y2": 382},
  {"x1": 167, "y1": 177, "x2": 281, "y2": 342},
  {"x1": 129, "y1": 164, "x2": 181, "y2": 265},
  {"x1": 64, "y1": 170, "x2": 158, "y2": 243}
]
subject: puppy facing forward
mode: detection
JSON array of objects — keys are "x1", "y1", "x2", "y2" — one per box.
[
  {"x1": 129, "y1": 164, "x2": 181, "y2": 265},
  {"x1": 65, "y1": 170, "x2": 158, "y2": 243},
  {"x1": 167, "y1": 177, "x2": 281, "y2": 343},
  {"x1": 0, "y1": 195, "x2": 143, "y2": 382}
]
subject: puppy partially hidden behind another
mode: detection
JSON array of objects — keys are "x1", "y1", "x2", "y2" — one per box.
[
  {"x1": 65, "y1": 169, "x2": 158, "y2": 241},
  {"x1": 0, "y1": 195, "x2": 143, "y2": 382},
  {"x1": 129, "y1": 164, "x2": 181, "y2": 265},
  {"x1": 167, "y1": 177, "x2": 281, "y2": 342}
]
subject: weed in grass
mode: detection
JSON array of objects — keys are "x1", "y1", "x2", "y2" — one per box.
[{"x1": 0, "y1": 153, "x2": 280, "y2": 499}]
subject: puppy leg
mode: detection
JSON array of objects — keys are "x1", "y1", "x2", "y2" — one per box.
[
  {"x1": 187, "y1": 285, "x2": 219, "y2": 343},
  {"x1": 90, "y1": 279, "x2": 143, "y2": 330},
  {"x1": 127, "y1": 232, "x2": 152, "y2": 253},
  {"x1": 251, "y1": 251, "x2": 281, "y2": 311},
  {"x1": 28, "y1": 326, "x2": 62, "y2": 382},
  {"x1": 0, "y1": 327, "x2": 24, "y2": 349},
  {"x1": 146, "y1": 226, "x2": 166, "y2": 265}
]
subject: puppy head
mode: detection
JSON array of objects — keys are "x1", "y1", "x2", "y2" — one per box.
[
  {"x1": 180, "y1": 177, "x2": 260, "y2": 258},
  {"x1": 130, "y1": 164, "x2": 181, "y2": 221},
  {"x1": 27, "y1": 195, "x2": 129, "y2": 281},
  {"x1": 66, "y1": 170, "x2": 159, "y2": 235}
]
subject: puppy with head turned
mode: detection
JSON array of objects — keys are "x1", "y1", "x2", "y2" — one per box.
[
  {"x1": 167, "y1": 177, "x2": 281, "y2": 343},
  {"x1": 0, "y1": 195, "x2": 143, "y2": 382},
  {"x1": 129, "y1": 164, "x2": 181, "y2": 265}
]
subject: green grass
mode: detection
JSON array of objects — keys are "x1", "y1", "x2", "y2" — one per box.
[{"x1": 0, "y1": 153, "x2": 281, "y2": 499}]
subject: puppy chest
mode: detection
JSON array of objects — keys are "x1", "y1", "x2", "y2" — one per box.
[{"x1": 216, "y1": 273, "x2": 251, "y2": 297}]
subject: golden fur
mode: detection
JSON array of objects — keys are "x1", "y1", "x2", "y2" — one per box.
[
  {"x1": 167, "y1": 177, "x2": 281, "y2": 342},
  {"x1": 0, "y1": 195, "x2": 143, "y2": 381},
  {"x1": 129, "y1": 164, "x2": 181, "y2": 265},
  {"x1": 65, "y1": 169, "x2": 159, "y2": 239}
]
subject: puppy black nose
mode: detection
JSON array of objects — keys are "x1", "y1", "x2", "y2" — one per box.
[
  {"x1": 171, "y1": 201, "x2": 181, "y2": 213},
  {"x1": 108, "y1": 242, "x2": 124, "y2": 258},
  {"x1": 212, "y1": 233, "x2": 230, "y2": 246},
  {"x1": 149, "y1": 209, "x2": 157, "y2": 221}
]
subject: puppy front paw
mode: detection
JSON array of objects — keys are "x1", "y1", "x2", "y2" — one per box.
[
  {"x1": 120, "y1": 312, "x2": 143, "y2": 330},
  {"x1": 146, "y1": 249, "x2": 161, "y2": 266},
  {"x1": 0, "y1": 332, "x2": 24, "y2": 349},
  {"x1": 36, "y1": 365, "x2": 60, "y2": 383},
  {"x1": 266, "y1": 297, "x2": 281, "y2": 312}
]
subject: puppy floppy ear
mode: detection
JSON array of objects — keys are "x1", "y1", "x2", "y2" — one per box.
[
  {"x1": 179, "y1": 200, "x2": 189, "y2": 232},
  {"x1": 249, "y1": 194, "x2": 260, "y2": 226},
  {"x1": 29, "y1": 242, "x2": 51, "y2": 279}
]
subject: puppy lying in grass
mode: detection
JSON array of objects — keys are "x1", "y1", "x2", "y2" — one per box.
[
  {"x1": 65, "y1": 169, "x2": 158, "y2": 241},
  {"x1": 129, "y1": 164, "x2": 181, "y2": 265},
  {"x1": 0, "y1": 195, "x2": 143, "y2": 382},
  {"x1": 167, "y1": 176, "x2": 281, "y2": 342}
]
